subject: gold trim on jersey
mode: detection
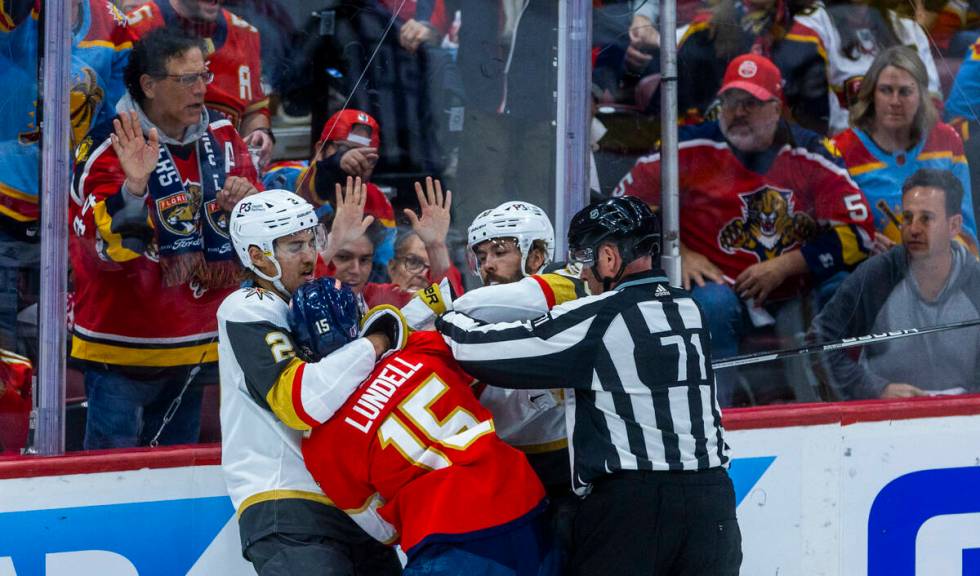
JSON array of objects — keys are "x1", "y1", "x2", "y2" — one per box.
[
  {"x1": 516, "y1": 438, "x2": 569, "y2": 454},
  {"x1": 238, "y1": 489, "x2": 335, "y2": 517},
  {"x1": 70, "y1": 335, "x2": 218, "y2": 367},
  {"x1": 265, "y1": 357, "x2": 313, "y2": 431}
]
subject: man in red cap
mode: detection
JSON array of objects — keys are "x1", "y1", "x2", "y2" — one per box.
[{"x1": 614, "y1": 54, "x2": 875, "y2": 406}]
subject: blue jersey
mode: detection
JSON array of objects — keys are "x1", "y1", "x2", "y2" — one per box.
[
  {"x1": 946, "y1": 39, "x2": 980, "y2": 122},
  {"x1": 0, "y1": 0, "x2": 131, "y2": 230},
  {"x1": 834, "y1": 124, "x2": 978, "y2": 253}
]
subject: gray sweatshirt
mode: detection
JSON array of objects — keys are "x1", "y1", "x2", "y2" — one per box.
[{"x1": 808, "y1": 243, "x2": 980, "y2": 399}]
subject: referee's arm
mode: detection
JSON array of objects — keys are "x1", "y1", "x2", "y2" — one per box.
[{"x1": 435, "y1": 295, "x2": 609, "y2": 390}]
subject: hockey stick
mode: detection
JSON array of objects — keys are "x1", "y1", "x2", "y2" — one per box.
[{"x1": 711, "y1": 318, "x2": 980, "y2": 370}]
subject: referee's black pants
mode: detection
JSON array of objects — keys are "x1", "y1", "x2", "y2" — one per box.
[{"x1": 568, "y1": 468, "x2": 741, "y2": 576}]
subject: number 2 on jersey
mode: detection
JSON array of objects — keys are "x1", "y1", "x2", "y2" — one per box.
[{"x1": 378, "y1": 374, "x2": 493, "y2": 471}]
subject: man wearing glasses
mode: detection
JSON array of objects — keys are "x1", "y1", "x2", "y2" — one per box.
[
  {"x1": 614, "y1": 54, "x2": 875, "y2": 406},
  {"x1": 126, "y1": 0, "x2": 274, "y2": 168},
  {"x1": 70, "y1": 28, "x2": 261, "y2": 449}
]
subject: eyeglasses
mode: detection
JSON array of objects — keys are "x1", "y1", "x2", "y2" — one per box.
[
  {"x1": 158, "y1": 70, "x2": 214, "y2": 87},
  {"x1": 718, "y1": 94, "x2": 770, "y2": 113},
  {"x1": 396, "y1": 255, "x2": 430, "y2": 274}
]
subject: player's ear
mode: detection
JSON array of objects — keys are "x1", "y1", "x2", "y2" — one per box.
[
  {"x1": 248, "y1": 245, "x2": 268, "y2": 269},
  {"x1": 597, "y1": 243, "x2": 619, "y2": 276},
  {"x1": 525, "y1": 243, "x2": 546, "y2": 275}
]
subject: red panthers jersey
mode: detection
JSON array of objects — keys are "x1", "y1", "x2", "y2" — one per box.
[
  {"x1": 302, "y1": 331, "x2": 546, "y2": 552},
  {"x1": 615, "y1": 120, "x2": 874, "y2": 294},
  {"x1": 127, "y1": 1, "x2": 268, "y2": 128},
  {"x1": 0, "y1": 349, "x2": 31, "y2": 454}
]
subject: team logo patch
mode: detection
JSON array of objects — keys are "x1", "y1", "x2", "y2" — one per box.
[
  {"x1": 157, "y1": 183, "x2": 202, "y2": 236},
  {"x1": 205, "y1": 199, "x2": 229, "y2": 238},
  {"x1": 738, "y1": 60, "x2": 758, "y2": 78},
  {"x1": 719, "y1": 186, "x2": 816, "y2": 261},
  {"x1": 70, "y1": 67, "x2": 105, "y2": 149}
]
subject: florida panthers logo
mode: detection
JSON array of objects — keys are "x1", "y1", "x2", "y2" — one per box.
[
  {"x1": 205, "y1": 199, "x2": 229, "y2": 238},
  {"x1": 70, "y1": 67, "x2": 106, "y2": 149},
  {"x1": 156, "y1": 183, "x2": 202, "y2": 236},
  {"x1": 719, "y1": 187, "x2": 816, "y2": 261}
]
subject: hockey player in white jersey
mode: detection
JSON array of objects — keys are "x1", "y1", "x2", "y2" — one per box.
[
  {"x1": 409, "y1": 201, "x2": 587, "y2": 564},
  {"x1": 217, "y1": 185, "x2": 405, "y2": 575}
]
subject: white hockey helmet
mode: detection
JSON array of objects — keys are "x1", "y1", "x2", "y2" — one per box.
[
  {"x1": 467, "y1": 201, "x2": 555, "y2": 277},
  {"x1": 230, "y1": 189, "x2": 319, "y2": 294}
]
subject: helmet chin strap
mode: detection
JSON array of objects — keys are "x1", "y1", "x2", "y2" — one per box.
[
  {"x1": 592, "y1": 244, "x2": 630, "y2": 292},
  {"x1": 252, "y1": 257, "x2": 291, "y2": 296}
]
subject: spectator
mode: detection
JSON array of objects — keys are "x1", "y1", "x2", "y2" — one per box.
[
  {"x1": 126, "y1": 0, "x2": 274, "y2": 168},
  {"x1": 70, "y1": 28, "x2": 260, "y2": 449},
  {"x1": 0, "y1": 348, "x2": 32, "y2": 454},
  {"x1": 945, "y1": 36, "x2": 980, "y2": 223},
  {"x1": 809, "y1": 168, "x2": 980, "y2": 399},
  {"x1": 834, "y1": 46, "x2": 978, "y2": 255},
  {"x1": 218, "y1": 190, "x2": 402, "y2": 576},
  {"x1": 0, "y1": 0, "x2": 133, "y2": 357},
  {"x1": 782, "y1": 0, "x2": 941, "y2": 135},
  {"x1": 386, "y1": 228, "x2": 432, "y2": 293},
  {"x1": 614, "y1": 54, "x2": 875, "y2": 405},
  {"x1": 406, "y1": 0, "x2": 558, "y2": 228},
  {"x1": 265, "y1": 109, "x2": 397, "y2": 275},
  {"x1": 673, "y1": 0, "x2": 814, "y2": 126},
  {"x1": 321, "y1": 177, "x2": 462, "y2": 309}
]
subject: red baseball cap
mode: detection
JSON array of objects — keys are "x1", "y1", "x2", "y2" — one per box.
[
  {"x1": 719, "y1": 54, "x2": 783, "y2": 102},
  {"x1": 319, "y1": 109, "x2": 380, "y2": 148}
]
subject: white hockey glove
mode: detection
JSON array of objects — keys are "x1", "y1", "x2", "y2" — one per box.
[{"x1": 401, "y1": 277, "x2": 455, "y2": 330}]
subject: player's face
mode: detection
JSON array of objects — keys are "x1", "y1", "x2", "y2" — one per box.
[
  {"x1": 332, "y1": 234, "x2": 375, "y2": 293},
  {"x1": 173, "y1": 0, "x2": 222, "y2": 22},
  {"x1": 901, "y1": 186, "x2": 961, "y2": 262},
  {"x1": 718, "y1": 89, "x2": 780, "y2": 152},
  {"x1": 274, "y1": 228, "x2": 318, "y2": 295},
  {"x1": 472, "y1": 238, "x2": 524, "y2": 285},
  {"x1": 388, "y1": 235, "x2": 431, "y2": 292},
  {"x1": 873, "y1": 66, "x2": 920, "y2": 134},
  {"x1": 146, "y1": 48, "x2": 208, "y2": 134}
]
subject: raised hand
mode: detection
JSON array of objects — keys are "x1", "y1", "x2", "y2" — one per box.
[
  {"x1": 338, "y1": 147, "x2": 379, "y2": 179},
  {"x1": 327, "y1": 176, "x2": 375, "y2": 252},
  {"x1": 218, "y1": 176, "x2": 260, "y2": 211},
  {"x1": 110, "y1": 110, "x2": 159, "y2": 196},
  {"x1": 404, "y1": 177, "x2": 451, "y2": 247}
]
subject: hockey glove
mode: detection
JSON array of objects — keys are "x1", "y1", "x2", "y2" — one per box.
[
  {"x1": 401, "y1": 277, "x2": 456, "y2": 330},
  {"x1": 288, "y1": 277, "x2": 361, "y2": 362},
  {"x1": 360, "y1": 305, "x2": 410, "y2": 359}
]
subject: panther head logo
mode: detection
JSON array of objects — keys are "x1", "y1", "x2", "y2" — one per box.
[{"x1": 720, "y1": 186, "x2": 816, "y2": 261}]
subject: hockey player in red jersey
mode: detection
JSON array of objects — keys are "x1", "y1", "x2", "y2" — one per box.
[{"x1": 290, "y1": 279, "x2": 559, "y2": 576}]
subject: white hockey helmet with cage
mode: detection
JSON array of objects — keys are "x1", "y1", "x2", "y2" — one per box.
[
  {"x1": 467, "y1": 201, "x2": 555, "y2": 277},
  {"x1": 230, "y1": 189, "x2": 319, "y2": 294}
]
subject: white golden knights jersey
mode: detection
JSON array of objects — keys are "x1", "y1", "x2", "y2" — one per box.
[{"x1": 216, "y1": 285, "x2": 380, "y2": 547}]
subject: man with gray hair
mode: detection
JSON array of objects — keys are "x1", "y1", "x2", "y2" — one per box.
[{"x1": 809, "y1": 168, "x2": 980, "y2": 399}]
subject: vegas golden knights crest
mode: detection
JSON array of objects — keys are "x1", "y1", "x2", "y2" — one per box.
[
  {"x1": 157, "y1": 183, "x2": 202, "y2": 236},
  {"x1": 719, "y1": 186, "x2": 816, "y2": 261},
  {"x1": 205, "y1": 198, "x2": 230, "y2": 238}
]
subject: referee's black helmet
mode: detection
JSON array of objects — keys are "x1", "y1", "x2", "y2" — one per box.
[{"x1": 568, "y1": 196, "x2": 662, "y2": 266}]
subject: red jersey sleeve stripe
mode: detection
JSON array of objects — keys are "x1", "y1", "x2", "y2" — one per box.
[{"x1": 531, "y1": 275, "x2": 557, "y2": 309}]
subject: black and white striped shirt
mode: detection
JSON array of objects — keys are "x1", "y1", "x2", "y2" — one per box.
[{"x1": 436, "y1": 269, "x2": 730, "y2": 494}]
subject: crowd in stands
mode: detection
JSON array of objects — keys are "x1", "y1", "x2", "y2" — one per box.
[{"x1": 1, "y1": 0, "x2": 979, "y2": 454}]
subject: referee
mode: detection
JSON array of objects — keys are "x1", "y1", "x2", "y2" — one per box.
[{"x1": 435, "y1": 196, "x2": 742, "y2": 575}]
